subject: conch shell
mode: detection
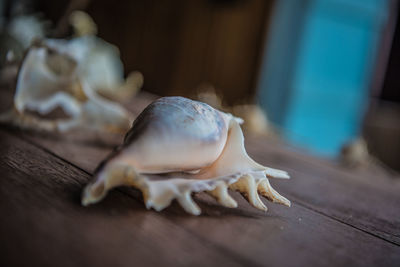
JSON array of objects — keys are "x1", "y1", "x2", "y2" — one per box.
[
  {"x1": 1, "y1": 38, "x2": 139, "y2": 133},
  {"x1": 82, "y1": 97, "x2": 290, "y2": 215}
]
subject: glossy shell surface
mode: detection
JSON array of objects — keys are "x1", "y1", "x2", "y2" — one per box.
[{"x1": 82, "y1": 96, "x2": 291, "y2": 215}]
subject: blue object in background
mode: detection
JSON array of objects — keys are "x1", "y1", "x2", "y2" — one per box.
[{"x1": 257, "y1": 0, "x2": 389, "y2": 157}]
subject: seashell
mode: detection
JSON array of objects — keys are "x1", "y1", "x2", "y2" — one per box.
[
  {"x1": 69, "y1": 10, "x2": 98, "y2": 37},
  {"x1": 230, "y1": 104, "x2": 276, "y2": 137},
  {"x1": 44, "y1": 36, "x2": 143, "y2": 101},
  {"x1": 82, "y1": 96, "x2": 291, "y2": 215},
  {"x1": 0, "y1": 38, "x2": 137, "y2": 133}
]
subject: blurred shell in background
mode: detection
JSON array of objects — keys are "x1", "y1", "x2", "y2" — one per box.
[
  {"x1": 196, "y1": 85, "x2": 277, "y2": 138},
  {"x1": 67, "y1": 10, "x2": 144, "y2": 101},
  {"x1": 339, "y1": 137, "x2": 398, "y2": 176},
  {"x1": 1, "y1": 42, "x2": 133, "y2": 133},
  {"x1": 340, "y1": 138, "x2": 370, "y2": 168},
  {"x1": 0, "y1": 14, "x2": 50, "y2": 66},
  {"x1": 44, "y1": 35, "x2": 143, "y2": 102},
  {"x1": 231, "y1": 104, "x2": 274, "y2": 137},
  {"x1": 0, "y1": 11, "x2": 143, "y2": 133}
]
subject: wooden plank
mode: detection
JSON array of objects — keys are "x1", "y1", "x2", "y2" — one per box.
[
  {"x1": 2, "y1": 129, "x2": 400, "y2": 267},
  {"x1": 0, "y1": 130, "x2": 243, "y2": 267},
  {"x1": 179, "y1": 196, "x2": 400, "y2": 267},
  {"x1": 15, "y1": 92, "x2": 400, "y2": 245},
  {"x1": 1, "y1": 87, "x2": 400, "y2": 265},
  {"x1": 7, "y1": 127, "x2": 400, "y2": 266},
  {"x1": 246, "y1": 135, "x2": 400, "y2": 245}
]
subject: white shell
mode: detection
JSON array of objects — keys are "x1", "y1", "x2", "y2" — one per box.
[
  {"x1": 1, "y1": 37, "x2": 140, "y2": 133},
  {"x1": 82, "y1": 97, "x2": 290, "y2": 215},
  {"x1": 45, "y1": 36, "x2": 143, "y2": 101}
]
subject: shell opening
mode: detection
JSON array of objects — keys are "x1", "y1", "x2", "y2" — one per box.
[
  {"x1": 81, "y1": 180, "x2": 106, "y2": 206},
  {"x1": 91, "y1": 181, "x2": 105, "y2": 199}
]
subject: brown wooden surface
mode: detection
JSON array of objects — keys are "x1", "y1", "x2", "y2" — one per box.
[{"x1": 1, "y1": 90, "x2": 400, "y2": 266}]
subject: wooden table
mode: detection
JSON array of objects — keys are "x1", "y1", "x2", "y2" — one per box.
[{"x1": 0, "y1": 90, "x2": 399, "y2": 267}]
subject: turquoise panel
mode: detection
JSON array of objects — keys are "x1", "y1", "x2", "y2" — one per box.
[{"x1": 258, "y1": 0, "x2": 389, "y2": 157}]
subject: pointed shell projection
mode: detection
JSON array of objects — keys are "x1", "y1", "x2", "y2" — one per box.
[
  {"x1": 82, "y1": 97, "x2": 291, "y2": 215},
  {"x1": 1, "y1": 39, "x2": 136, "y2": 133}
]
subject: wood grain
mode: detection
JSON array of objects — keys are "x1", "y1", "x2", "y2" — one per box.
[
  {"x1": 246, "y1": 135, "x2": 400, "y2": 245},
  {"x1": 2, "y1": 129, "x2": 400, "y2": 266},
  {"x1": 0, "y1": 130, "x2": 244, "y2": 267},
  {"x1": 1, "y1": 88, "x2": 400, "y2": 266},
  {"x1": 17, "y1": 93, "x2": 400, "y2": 245}
]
